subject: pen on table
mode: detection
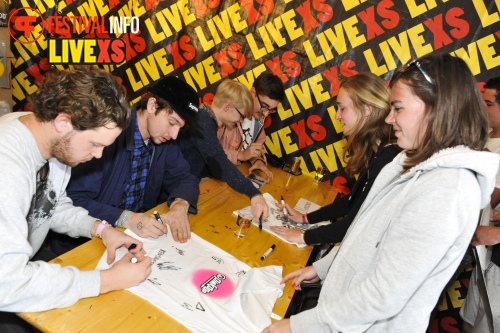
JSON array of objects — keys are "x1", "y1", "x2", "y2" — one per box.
[
  {"x1": 259, "y1": 213, "x2": 263, "y2": 231},
  {"x1": 154, "y1": 210, "x2": 164, "y2": 225},
  {"x1": 128, "y1": 243, "x2": 138, "y2": 263},
  {"x1": 260, "y1": 244, "x2": 276, "y2": 261},
  {"x1": 281, "y1": 195, "x2": 289, "y2": 222}
]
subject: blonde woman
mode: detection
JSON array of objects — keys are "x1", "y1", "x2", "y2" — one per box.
[{"x1": 271, "y1": 72, "x2": 400, "y2": 246}]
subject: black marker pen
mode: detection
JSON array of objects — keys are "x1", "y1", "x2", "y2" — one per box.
[
  {"x1": 154, "y1": 210, "x2": 164, "y2": 225},
  {"x1": 128, "y1": 243, "x2": 137, "y2": 263},
  {"x1": 260, "y1": 244, "x2": 276, "y2": 261}
]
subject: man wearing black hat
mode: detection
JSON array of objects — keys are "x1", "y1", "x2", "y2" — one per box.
[{"x1": 53, "y1": 76, "x2": 200, "y2": 253}]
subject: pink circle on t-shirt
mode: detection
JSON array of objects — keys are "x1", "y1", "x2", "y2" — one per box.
[{"x1": 192, "y1": 269, "x2": 234, "y2": 298}]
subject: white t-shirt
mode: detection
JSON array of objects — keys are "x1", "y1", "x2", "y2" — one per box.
[
  {"x1": 97, "y1": 229, "x2": 283, "y2": 333},
  {"x1": 241, "y1": 118, "x2": 255, "y2": 150}
]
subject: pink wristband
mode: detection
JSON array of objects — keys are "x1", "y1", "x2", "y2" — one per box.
[
  {"x1": 95, "y1": 220, "x2": 111, "y2": 238},
  {"x1": 302, "y1": 214, "x2": 307, "y2": 224}
]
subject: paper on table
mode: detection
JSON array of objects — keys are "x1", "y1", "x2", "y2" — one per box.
[{"x1": 233, "y1": 193, "x2": 330, "y2": 248}]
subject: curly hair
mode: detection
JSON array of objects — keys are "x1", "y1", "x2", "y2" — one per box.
[
  {"x1": 389, "y1": 54, "x2": 489, "y2": 170},
  {"x1": 339, "y1": 72, "x2": 394, "y2": 176},
  {"x1": 28, "y1": 66, "x2": 130, "y2": 131}
]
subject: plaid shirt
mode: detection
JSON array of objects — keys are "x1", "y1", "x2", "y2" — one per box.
[{"x1": 120, "y1": 118, "x2": 154, "y2": 211}]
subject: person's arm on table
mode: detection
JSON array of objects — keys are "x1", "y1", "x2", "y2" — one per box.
[
  {"x1": 162, "y1": 198, "x2": 190, "y2": 243},
  {"x1": 91, "y1": 221, "x2": 151, "y2": 293},
  {"x1": 262, "y1": 265, "x2": 320, "y2": 332},
  {"x1": 191, "y1": 111, "x2": 269, "y2": 220},
  {"x1": 120, "y1": 211, "x2": 168, "y2": 238},
  {"x1": 249, "y1": 159, "x2": 273, "y2": 182},
  {"x1": 270, "y1": 227, "x2": 305, "y2": 244},
  {"x1": 248, "y1": 127, "x2": 273, "y2": 181},
  {"x1": 157, "y1": 142, "x2": 200, "y2": 214}
]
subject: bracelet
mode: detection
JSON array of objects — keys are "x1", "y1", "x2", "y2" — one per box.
[
  {"x1": 116, "y1": 210, "x2": 131, "y2": 228},
  {"x1": 302, "y1": 214, "x2": 307, "y2": 223},
  {"x1": 95, "y1": 220, "x2": 111, "y2": 238}
]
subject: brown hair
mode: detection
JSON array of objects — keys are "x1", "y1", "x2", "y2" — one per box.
[
  {"x1": 137, "y1": 93, "x2": 173, "y2": 116},
  {"x1": 340, "y1": 72, "x2": 394, "y2": 176},
  {"x1": 389, "y1": 54, "x2": 489, "y2": 170},
  {"x1": 29, "y1": 66, "x2": 130, "y2": 131}
]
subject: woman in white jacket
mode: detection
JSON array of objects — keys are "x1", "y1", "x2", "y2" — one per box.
[{"x1": 263, "y1": 54, "x2": 500, "y2": 333}]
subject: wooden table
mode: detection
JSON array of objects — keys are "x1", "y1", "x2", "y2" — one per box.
[{"x1": 18, "y1": 165, "x2": 338, "y2": 332}]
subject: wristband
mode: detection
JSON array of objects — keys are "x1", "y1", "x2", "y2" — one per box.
[
  {"x1": 302, "y1": 214, "x2": 307, "y2": 224},
  {"x1": 95, "y1": 220, "x2": 111, "y2": 238},
  {"x1": 116, "y1": 210, "x2": 131, "y2": 228}
]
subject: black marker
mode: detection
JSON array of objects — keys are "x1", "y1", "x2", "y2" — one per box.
[
  {"x1": 128, "y1": 243, "x2": 137, "y2": 263},
  {"x1": 154, "y1": 210, "x2": 164, "y2": 225},
  {"x1": 259, "y1": 213, "x2": 263, "y2": 231},
  {"x1": 260, "y1": 244, "x2": 276, "y2": 261}
]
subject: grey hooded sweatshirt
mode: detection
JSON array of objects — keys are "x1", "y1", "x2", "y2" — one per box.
[{"x1": 291, "y1": 146, "x2": 499, "y2": 332}]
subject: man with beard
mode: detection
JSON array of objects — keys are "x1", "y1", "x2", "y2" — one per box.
[
  {"x1": 60, "y1": 76, "x2": 200, "y2": 249},
  {"x1": 217, "y1": 73, "x2": 285, "y2": 182},
  {"x1": 0, "y1": 67, "x2": 151, "y2": 332},
  {"x1": 177, "y1": 79, "x2": 269, "y2": 221}
]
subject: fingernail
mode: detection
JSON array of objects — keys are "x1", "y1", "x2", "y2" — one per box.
[{"x1": 292, "y1": 282, "x2": 295, "y2": 287}]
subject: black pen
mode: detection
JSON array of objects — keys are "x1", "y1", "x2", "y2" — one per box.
[
  {"x1": 154, "y1": 210, "x2": 164, "y2": 225},
  {"x1": 259, "y1": 213, "x2": 263, "y2": 231},
  {"x1": 260, "y1": 244, "x2": 276, "y2": 261},
  {"x1": 128, "y1": 243, "x2": 137, "y2": 263}
]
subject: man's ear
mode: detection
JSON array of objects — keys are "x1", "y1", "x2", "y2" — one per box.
[
  {"x1": 146, "y1": 97, "x2": 157, "y2": 114},
  {"x1": 53, "y1": 113, "x2": 73, "y2": 133}
]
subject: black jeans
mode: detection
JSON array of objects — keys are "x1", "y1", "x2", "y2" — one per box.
[{"x1": 0, "y1": 312, "x2": 40, "y2": 333}]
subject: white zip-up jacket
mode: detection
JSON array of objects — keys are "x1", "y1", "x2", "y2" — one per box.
[{"x1": 291, "y1": 146, "x2": 499, "y2": 332}]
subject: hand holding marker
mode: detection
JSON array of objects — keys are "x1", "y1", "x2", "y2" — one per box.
[{"x1": 281, "y1": 195, "x2": 288, "y2": 222}]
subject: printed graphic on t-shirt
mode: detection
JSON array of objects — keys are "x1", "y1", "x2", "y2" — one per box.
[
  {"x1": 28, "y1": 162, "x2": 57, "y2": 236},
  {"x1": 193, "y1": 269, "x2": 234, "y2": 298}
]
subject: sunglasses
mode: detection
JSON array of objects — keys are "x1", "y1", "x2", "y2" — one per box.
[
  {"x1": 401, "y1": 58, "x2": 435, "y2": 86},
  {"x1": 256, "y1": 94, "x2": 277, "y2": 114}
]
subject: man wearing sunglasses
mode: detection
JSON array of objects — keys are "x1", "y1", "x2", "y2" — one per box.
[{"x1": 217, "y1": 73, "x2": 285, "y2": 182}]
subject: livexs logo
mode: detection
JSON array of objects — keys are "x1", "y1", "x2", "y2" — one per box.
[{"x1": 9, "y1": 7, "x2": 139, "y2": 64}]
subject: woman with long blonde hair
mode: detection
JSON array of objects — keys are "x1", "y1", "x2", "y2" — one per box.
[{"x1": 271, "y1": 72, "x2": 400, "y2": 246}]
